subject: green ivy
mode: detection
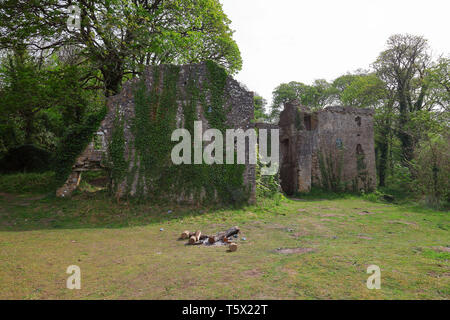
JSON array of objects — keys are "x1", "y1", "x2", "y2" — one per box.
[
  {"x1": 318, "y1": 150, "x2": 345, "y2": 192},
  {"x1": 295, "y1": 109, "x2": 303, "y2": 130},
  {"x1": 107, "y1": 111, "x2": 127, "y2": 193},
  {"x1": 54, "y1": 106, "x2": 107, "y2": 185},
  {"x1": 107, "y1": 61, "x2": 248, "y2": 205}
]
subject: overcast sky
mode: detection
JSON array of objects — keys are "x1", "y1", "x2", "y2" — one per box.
[{"x1": 221, "y1": 0, "x2": 449, "y2": 105}]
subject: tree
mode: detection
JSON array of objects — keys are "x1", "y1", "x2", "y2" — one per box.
[
  {"x1": 426, "y1": 57, "x2": 450, "y2": 112},
  {"x1": 340, "y1": 73, "x2": 386, "y2": 108},
  {"x1": 254, "y1": 94, "x2": 268, "y2": 121},
  {"x1": 412, "y1": 132, "x2": 450, "y2": 208},
  {"x1": 332, "y1": 73, "x2": 361, "y2": 102},
  {"x1": 0, "y1": 0, "x2": 242, "y2": 96},
  {"x1": 373, "y1": 34, "x2": 432, "y2": 167},
  {"x1": 270, "y1": 79, "x2": 335, "y2": 119},
  {"x1": 0, "y1": 46, "x2": 102, "y2": 150},
  {"x1": 0, "y1": 48, "x2": 55, "y2": 145}
]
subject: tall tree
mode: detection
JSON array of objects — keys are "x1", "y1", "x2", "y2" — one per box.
[
  {"x1": 0, "y1": 48, "x2": 54, "y2": 144},
  {"x1": 0, "y1": 0, "x2": 242, "y2": 96},
  {"x1": 0, "y1": 46, "x2": 102, "y2": 149},
  {"x1": 426, "y1": 57, "x2": 450, "y2": 112},
  {"x1": 373, "y1": 34, "x2": 432, "y2": 167},
  {"x1": 254, "y1": 94, "x2": 268, "y2": 121},
  {"x1": 270, "y1": 80, "x2": 335, "y2": 119}
]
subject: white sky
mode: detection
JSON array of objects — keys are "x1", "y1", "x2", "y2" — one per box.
[{"x1": 221, "y1": 0, "x2": 450, "y2": 105}]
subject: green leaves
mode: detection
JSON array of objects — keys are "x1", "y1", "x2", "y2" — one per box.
[
  {"x1": 270, "y1": 80, "x2": 336, "y2": 119},
  {"x1": 0, "y1": 0, "x2": 242, "y2": 95},
  {"x1": 340, "y1": 73, "x2": 387, "y2": 108}
]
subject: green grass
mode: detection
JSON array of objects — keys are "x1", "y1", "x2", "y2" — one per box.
[
  {"x1": 0, "y1": 176, "x2": 449, "y2": 299},
  {"x1": 0, "y1": 172, "x2": 57, "y2": 194}
]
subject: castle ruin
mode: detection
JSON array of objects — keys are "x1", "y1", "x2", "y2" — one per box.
[
  {"x1": 278, "y1": 101, "x2": 376, "y2": 194},
  {"x1": 57, "y1": 62, "x2": 256, "y2": 203},
  {"x1": 56, "y1": 62, "x2": 376, "y2": 201}
]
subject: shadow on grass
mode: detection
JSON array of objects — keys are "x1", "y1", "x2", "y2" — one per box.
[
  {"x1": 291, "y1": 187, "x2": 357, "y2": 201},
  {"x1": 0, "y1": 170, "x2": 272, "y2": 232},
  {"x1": 0, "y1": 189, "x2": 282, "y2": 232}
]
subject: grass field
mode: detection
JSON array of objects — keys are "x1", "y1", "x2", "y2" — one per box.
[{"x1": 0, "y1": 175, "x2": 448, "y2": 299}]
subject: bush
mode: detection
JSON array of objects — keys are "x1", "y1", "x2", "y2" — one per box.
[
  {"x1": 53, "y1": 107, "x2": 107, "y2": 185},
  {"x1": 294, "y1": 187, "x2": 354, "y2": 200},
  {"x1": 412, "y1": 133, "x2": 450, "y2": 209},
  {"x1": 0, "y1": 172, "x2": 56, "y2": 193},
  {"x1": 0, "y1": 145, "x2": 52, "y2": 173},
  {"x1": 385, "y1": 163, "x2": 414, "y2": 198}
]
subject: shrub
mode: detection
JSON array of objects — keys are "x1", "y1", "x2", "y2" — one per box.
[
  {"x1": 412, "y1": 133, "x2": 450, "y2": 209},
  {"x1": 0, "y1": 172, "x2": 56, "y2": 193},
  {"x1": 0, "y1": 145, "x2": 52, "y2": 173}
]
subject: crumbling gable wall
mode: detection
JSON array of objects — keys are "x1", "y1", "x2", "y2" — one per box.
[
  {"x1": 279, "y1": 101, "x2": 376, "y2": 194},
  {"x1": 57, "y1": 62, "x2": 255, "y2": 203}
]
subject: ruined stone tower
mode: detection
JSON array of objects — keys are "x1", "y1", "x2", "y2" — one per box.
[{"x1": 278, "y1": 101, "x2": 376, "y2": 194}]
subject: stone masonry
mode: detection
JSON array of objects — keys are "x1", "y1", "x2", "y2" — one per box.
[
  {"x1": 57, "y1": 62, "x2": 255, "y2": 202},
  {"x1": 56, "y1": 64, "x2": 377, "y2": 200},
  {"x1": 278, "y1": 100, "x2": 376, "y2": 194}
]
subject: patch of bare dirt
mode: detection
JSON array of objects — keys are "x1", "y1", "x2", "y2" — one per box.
[
  {"x1": 432, "y1": 246, "x2": 450, "y2": 253},
  {"x1": 0, "y1": 192, "x2": 16, "y2": 202},
  {"x1": 0, "y1": 193, "x2": 46, "y2": 207},
  {"x1": 266, "y1": 223, "x2": 288, "y2": 231},
  {"x1": 320, "y1": 207, "x2": 340, "y2": 211},
  {"x1": 276, "y1": 247, "x2": 315, "y2": 254},
  {"x1": 22, "y1": 194, "x2": 46, "y2": 201},
  {"x1": 358, "y1": 211, "x2": 375, "y2": 215},
  {"x1": 291, "y1": 231, "x2": 309, "y2": 238},
  {"x1": 88, "y1": 177, "x2": 109, "y2": 187},
  {"x1": 242, "y1": 269, "x2": 264, "y2": 278},
  {"x1": 309, "y1": 222, "x2": 330, "y2": 233},
  {"x1": 427, "y1": 271, "x2": 450, "y2": 278},
  {"x1": 388, "y1": 221, "x2": 418, "y2": 226}
]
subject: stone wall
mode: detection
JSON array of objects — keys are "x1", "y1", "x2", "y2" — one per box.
[
  {"x1": 57, "y1": 62, "x2": 255, "y2": 203},
  {"x1": 279, "y1": 101, "x2": 376, "y2": 194},
  {"x1": 56, "y1": 64, "x2": 377, "y2": 201},
  {"x1": 315, "y1": 106, "x2": 376, "y2": 192}
]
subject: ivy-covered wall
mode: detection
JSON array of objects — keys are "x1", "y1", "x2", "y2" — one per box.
[{"x1": 100, "y1": 61, "x2": 255, "y2": 204}]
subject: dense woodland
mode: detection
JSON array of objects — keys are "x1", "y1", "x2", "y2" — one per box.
[{"x1": 0, "y1": 1, "x2": 448, "y2": 208}]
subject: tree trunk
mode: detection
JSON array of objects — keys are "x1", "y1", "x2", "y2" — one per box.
[
  {"x1": 24, "y1": 113, "x2": 34, "y2": 144},
  {"x1": 101, "y1": 63, "x2": 124, "y2": 97},
  {"x1": 398, "y1": 94, "x2": 414, "y2": 167},
  {"x1": 377, "y1": 124, "x2": 390, "y2": 187},
  {"x1": 378, "y1": 142, "x2": 388, "y2": 187}
]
